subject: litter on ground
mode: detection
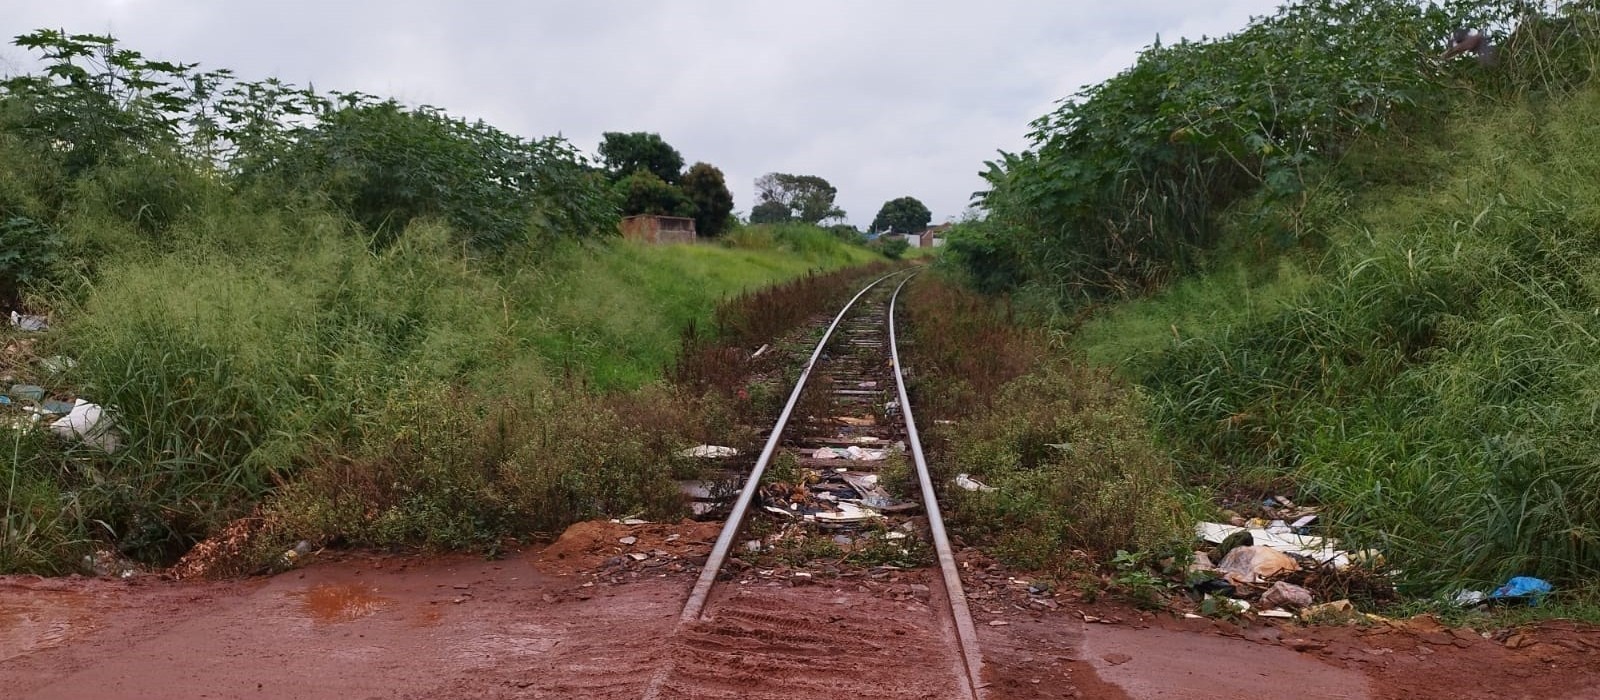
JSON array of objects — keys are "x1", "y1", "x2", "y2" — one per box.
[
  {"x1": 680, "y1": 445, "x2": 739, "y2": 459},
  {"x1": 954, "y1": 474, "x2": 997, "y2": 493},
  {"x1": 1196, "y1": 521, "x2": 1353, "y2": 569},
  {"x1": 10, "y1": 311, "x2": 47, "y2": 332},
  {"x1": 48, "y1": 400, "x2": 121, "y2": 453}
]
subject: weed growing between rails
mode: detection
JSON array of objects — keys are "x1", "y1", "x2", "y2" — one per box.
[
  {"x1": 896, "y1": 274, "x2": 1187, "y2": 581},
  {"x1": 672, "y1": 262, "x2": 893, "y2": 397}
]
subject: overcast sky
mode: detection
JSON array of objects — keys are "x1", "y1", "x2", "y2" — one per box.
[{"x1": 5, "y1": 1, "x2": 1284, "y2": 228}]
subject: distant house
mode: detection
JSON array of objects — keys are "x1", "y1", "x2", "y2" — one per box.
[
  {"x1": 620, "y1": 215, "x2": 697, "y2": 244},
  {"x1": 918, "y1": 223, "x2": 952, "y2": 248}
]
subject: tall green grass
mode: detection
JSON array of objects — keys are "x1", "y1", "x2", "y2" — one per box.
[
  {"x1": 0, "y1": 185, "x2": 873, "y2": 572},
  {"x1": 1076, "y1": 85, "x2": 1600, "y2": 592}
]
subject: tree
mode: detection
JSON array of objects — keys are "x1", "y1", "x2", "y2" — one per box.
[
  {"x1": 753, "y1": 172, "x2": 845, "y2": 224},
  {"x1": 749, "y1": 200, "x2": 791, "y2": 224},
  {"x1": 614, "y1": 169, "x2": 694, "y2": 217},
  {"x1": 598, "y1": 131, "x2": 684, "y2": 183},
  {"x1": 870, "y1": 196, "x2": 932, "y2": 234},
  {"x1": 679, "y1": 162, "x2": 734, "y2": 237}
]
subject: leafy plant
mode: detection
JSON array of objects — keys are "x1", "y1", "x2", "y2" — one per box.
[
  {"x1": 0, "y1": 215, "x2": 61, "y2": 304},
  {"x1": 878, "y1": 236, "x2": 909, "y2": 260},
  {"x1": 964, "y1": 0, "x2": 1536, "y2": 304}
]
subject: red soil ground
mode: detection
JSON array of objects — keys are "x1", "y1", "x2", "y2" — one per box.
[{"x1": 4, "y1": 520, "x2": 1599, "y2": 699}]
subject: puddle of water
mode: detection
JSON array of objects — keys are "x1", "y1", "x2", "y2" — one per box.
[
  {"x1": 298, "y1": 583, "x2": 390, "y2": 623},
  {"x1": 0, "y1": 592, "x2": 95, "y2": 661}
]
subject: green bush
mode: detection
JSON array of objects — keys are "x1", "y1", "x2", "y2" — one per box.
[
  {"x1": 878, "y1": 236, "x2": 909, "y2": 260},
  {"x1": 1119, "y1": 85, "x2": 1600, "y2": 591}
]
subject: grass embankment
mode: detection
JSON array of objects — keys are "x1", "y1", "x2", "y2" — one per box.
[
  {"x1": 898, "y1": 275, "x2": 1187, "y2": 577},
  {"x1": 2, "y1": 201, "x2": 874, "y2": 573},
  {"x1": 1074, "y1": 84, "x2": 1600, "y2": 596}
]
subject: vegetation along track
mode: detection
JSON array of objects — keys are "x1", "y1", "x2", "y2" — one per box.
[{"x1": 643, "y1": 269, "x2": 985, "y2": 699}]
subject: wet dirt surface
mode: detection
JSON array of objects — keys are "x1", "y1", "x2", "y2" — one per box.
[{"x1": 5, "y1": 524, "x2": 1600, "y2": 699}]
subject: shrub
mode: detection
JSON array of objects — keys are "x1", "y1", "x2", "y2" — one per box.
[{"x1": 901, "y1": 275, "x2": 1185, "y2": 570}]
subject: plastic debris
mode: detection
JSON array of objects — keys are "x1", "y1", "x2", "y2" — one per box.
[
  {"x1": 1489, "y1": 576, "x2": 1552, "y2": 605},
  {"x1": 39, "y1": 355, "x2": 76, "y2": 374},
  {"x1": 814, "y1": 446, "x2": 885, "y2": 461},
  {"x1": 751, "y1": 344, "x2": 770, "y2": 358},
  {"x1": 680, "y1": 445, "x2": 739, "y2": 459},
  {"x1": 954, "y1": 474, "x2": 997, "y2": 493},
  {"x1": 811, "y1": 502, "x2": 881, "y2": 523},
  {"x1": 1196, "y1": 521, "x2": 1353, "y2": 569},
  {"x1": 1258, "y1": 609, "x2": 1296, "y2": 619},
  {"x1": 1453, "y1": 590, "x2": 1487, "y2": 607},
  {"x1": 1260, "y1": 581, "x2": 1314, "y2": 610},
  {"x1": 844, "y1": 445, "x2": 885, "y2": 461},
  {"x1": 841, "y1": 472, "x2": 894, "y2": 509},
  {"x1": 1217, "y1": 545, "x2": 1299, "y2": 585},
  {"x1": 10, "y1": 311, "x2": 47, "y2": 332},
  {"x1": 48, "y1": 400, "x2": 120, "y2": 453},
  {"x1": 9, "y1": 384, "x2": 46, "y2": 402}
]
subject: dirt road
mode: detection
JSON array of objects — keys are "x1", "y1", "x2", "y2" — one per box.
[{"x1": 5, "y1": 520, "x2": 1600, "y2": 699}]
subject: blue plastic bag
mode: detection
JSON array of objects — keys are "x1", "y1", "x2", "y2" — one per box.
[{"x1": 1489, "y1": 576, "x2": 1553, "y2": 605}]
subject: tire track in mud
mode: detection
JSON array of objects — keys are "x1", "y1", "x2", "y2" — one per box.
[{"x1": 649, "y1": 587, "x2": 964, "y2": 699}]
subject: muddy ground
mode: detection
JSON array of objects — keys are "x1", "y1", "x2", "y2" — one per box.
[{"x1": 4, "y1": 520, "x2": 1600, "y2": 700}]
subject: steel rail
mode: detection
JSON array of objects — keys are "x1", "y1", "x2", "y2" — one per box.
[
  {"x1": 889, "y1": 272, "x2": 986, "y2": 698},
  {"x1": 677, "y1": 267, "x2": 911, "y2": 623}
]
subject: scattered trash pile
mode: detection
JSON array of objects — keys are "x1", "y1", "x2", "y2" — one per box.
[
  {"x1": 1188, "y1": 495, "x2": 1373, "y2": 619},
  {"x1": 1454, "y1": 576, "x2": 1555, "y2": 609},
  {"x1": 760, "y1": 447, "x2": 919, "y2": 526},
  {"x1": 1, "y1": 313, "x2": 121, "y2": 452},
  {"x1": 1188, "y1": 495, "x2": 1558, "y2": 620}
]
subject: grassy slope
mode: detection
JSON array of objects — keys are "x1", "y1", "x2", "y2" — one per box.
[
  {"x1": 2, "y1": 198, "x2": 875, "y2": 572},
  {"x1": 1070, "y1": 85, "x2": 1600, "y2": 592},
  {"x1": 527, "y1": 235, "x2": 875, "y2": 389}
]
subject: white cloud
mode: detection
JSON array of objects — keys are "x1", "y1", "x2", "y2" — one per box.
[{"x1": 5, "y1": 0, "x2": 1284, "y2": 226}]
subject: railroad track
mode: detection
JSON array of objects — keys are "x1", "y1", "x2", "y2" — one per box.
[{"x1": 643, "y1": 270, "x2": 985, "y2": 700}]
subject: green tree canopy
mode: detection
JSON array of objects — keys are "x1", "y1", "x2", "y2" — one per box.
[
  {"x1": 680, "y1": 162, "x2": 734, "y2": 237},
  {"x1": 749, "y1": 200, "x2": 791, "y2": 224},
  {"x1": 598, "y1": 131, "x2": 684, "y2": 183},
  {"x1": 614, "y1": 169, "x2": 694, "y2": 218},
  {"x1": 870, "y1": 196, "x2": 932, "y2": 234},
  {"x1": 753, "y1": 172, "x2": 844, "y2": 224}
]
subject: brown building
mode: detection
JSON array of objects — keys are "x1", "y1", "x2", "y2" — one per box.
[{"x1": 620, "y1": 215, "x2": 697, "y2": 244}]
